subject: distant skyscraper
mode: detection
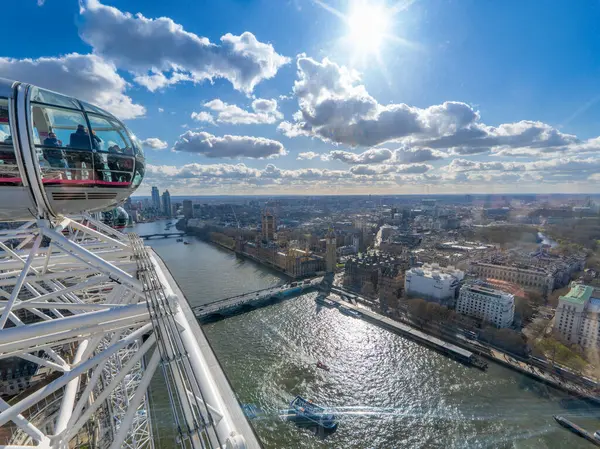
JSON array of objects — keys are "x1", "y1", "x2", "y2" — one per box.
[
  {"x1": 261, "y1": 208, "x2": 276, "y2": 241},
  {"x1": 325, "y1": 228, "x2": 337, "y2": 273},
  {"x1": 151, "y1": 186, "x2": 160, "y2": 210},
  {"x1": 162, "y1": 190, "x2": 172, "y2": 218},
  {"x1": 182, "y1": 200, "x2": 193, "y2": 219}
]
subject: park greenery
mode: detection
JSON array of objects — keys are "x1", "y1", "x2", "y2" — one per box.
[
  {"x1": 545, "y1": 220, "x2": 600, "y2": 252},
  {"x1": 468, "y1": 225, "x2": 539, "y2": 248},
  {"x1": 533, "y1": 337, "x2": 588, "y2": 374}
]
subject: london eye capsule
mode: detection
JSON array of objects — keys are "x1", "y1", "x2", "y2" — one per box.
[{"x1": 0, "y1": 78, "x2": 145, "y2": 221}]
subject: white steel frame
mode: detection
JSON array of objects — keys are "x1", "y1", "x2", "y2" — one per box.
[{"x1": 0, "y1": 215, "x2": 247, "y2": 449}]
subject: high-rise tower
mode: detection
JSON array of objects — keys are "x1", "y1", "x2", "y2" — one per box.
[
  {"x1": 151, "y1": 186, "x2": 161, "y2": 210},
  {"x1": 162, "y1": 190, "x2": 172, "y2": 217},
  {"x1": 325, "y1": 227, "x2": 337, "y2": 273}
]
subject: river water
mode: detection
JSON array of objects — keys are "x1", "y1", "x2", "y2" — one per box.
[{"x1": 134, "y1": 220, "x2": 597, "y2": 449}]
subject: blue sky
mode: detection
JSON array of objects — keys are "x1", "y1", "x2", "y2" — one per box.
[{"x1": 3, "y1": 0, "x2": 600, "y2": 195}]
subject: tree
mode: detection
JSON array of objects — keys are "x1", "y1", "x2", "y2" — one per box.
[
  {"x1": 480, "y1": 326, "x2": 528, "y2": 356},
  {"x1": 514, "y1": 296, "x2": 535, "y2": 324},
  {"x1": 528, "y1": 318, "x2": 551, "y2": 339},
  {"x1": 525, "y1": 292, "x2": 545, "y2": 307}
]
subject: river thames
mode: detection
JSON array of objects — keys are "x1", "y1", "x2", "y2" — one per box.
[{"x1": 135, "y1": 220, "x2": 598, "y2": 449}]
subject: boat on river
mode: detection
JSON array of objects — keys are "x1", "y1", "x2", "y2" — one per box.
[
  {"x1": 289, "y1": 396, "x2": 337, "y2": 430},
  {"x1": 316, "y1": 361, "x2": 330, "y2": 371},
  {"x1": 553, "y1": 415, "x2": 600, "y2": 446},
  {"x1": 339, "y1": 306, "x2": 360, "y2": 318}
]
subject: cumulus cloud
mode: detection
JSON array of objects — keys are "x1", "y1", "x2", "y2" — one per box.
[
  {"x1": 278, "y1": 55, "x2": 477, "y2": 147},
  {"x1": 297, "y1": 151, "x2": 320, "y2": 160},
  {"x1": 0, "y1": 53, "x2": 144, "y2": 119},
  {"x1": 145, "y1": 162, "x2": 349, "y2": 187},
  {"x1": 141, "y1": 137, "x2": 168, "y2": 150},
  {"x1": 279, "y1": 55, "x2": 587, "y2": 158},
  {"x1": 350, "y1": 164, "x2": 397, "y2": 175},
  {"x1": 325, "y1": 148, "x2": 393, "y2": 164},
  {"x1": 350, "y1": 163, "x2": 432, "y2": 175},
  {"x1": 172, "y1": 130, "x2": 286, "y2": 159},
  {"x1": 196, "y1": 98, "x2": 282, "y2": 125},
  {"x1": 79, "y1": 0, "x2": 290, "y2": 93},
  {"x1": 394, "y1": 147, "x2": 446, "y2": 164},
  {"x1": 321, "y1": 146, "x2": 445, "y2": 165},
  {"x1": 190, "y1": 111, "x2": 215, "y2": 124},
  {"x1": 441, "y1": 156, "x2": 600, "y2": 185}
]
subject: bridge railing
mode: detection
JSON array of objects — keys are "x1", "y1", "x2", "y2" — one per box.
[
  {"x1": 192, "y1": 284, "x2": 288, "y2": 311},
  {"x1": 139, "y1": 233, "x2": 185, "y2": 239}
]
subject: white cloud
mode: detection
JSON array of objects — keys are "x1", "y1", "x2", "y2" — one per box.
[
  {"x1": 350, "y1": 164, "x2": 432, "y2": 175},
  {"x1": 141, "y1": 137, "x2": 168, "y2": 150},
  {"x1": 279, "y1": 55, "x2": 586, "y2": 158},
  {"x1": 79, "y1": 0, "x2": 290, "y2": 94},
  {"x1": 172, "y1": 130, "x2": 287, "y2": 159},
  {"x1": 441, "y1": 156, "x2": 600, "y2": 185},
  {"x1": 325, "y1": 148, "x2": 393, "y2": 164},
  {"x1": 145, "y1": 162, "x2": 349, "y2": 186},
  {"x1": 588, "y1": 173, "x2": 600, "y2": 182},
  {"x1": 190, "y1": 111, "x2": 215, "y2": 124},
  {"x1": 297, "y1": 151, "x2": 320, "y2": 160},
  {"x1": 394, "y1": 147, "x2": 446, "y2": 164},
  {"x1": 197, "y1": 98, "x2": 282, "y2": 125},
  {"x1": 349, "y1": 164, "x2": 397, "y2": 175},
  {"x1": 321, "y1": 146, "x2": 445, "y2": 165},
  {"x1": 0, "y1": 53, "x2": 144, "y2": 119}
]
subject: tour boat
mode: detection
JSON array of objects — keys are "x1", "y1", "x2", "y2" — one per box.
[{"x1": 289, "y1": 396, "x2": 337, "y2": 429}]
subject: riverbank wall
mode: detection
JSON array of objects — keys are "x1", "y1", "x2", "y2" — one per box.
[
  {"x1": 182, "y1": 219, "x2": 294, "y2": 280},
  {"x1": 331, "y1": 289, "x2": 600, "y2": 404}
]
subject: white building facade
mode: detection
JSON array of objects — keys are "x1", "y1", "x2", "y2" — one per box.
[
  {"x1": 554, "y1": 283, "x2": 600, "y2": 348},
  {"x1": 404, "y1": 263, "x2": 464, "y2": 303},
  {"x1": 470, "y1": 261, "x2": 554, "y2": 295},
  {"x1": 456, "y1": 283, "x2": 515, "y2": 328}
]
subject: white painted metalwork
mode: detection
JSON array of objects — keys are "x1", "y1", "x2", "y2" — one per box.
[{"x1": 0, "y1": 215, "x2": 248, "y2": 449}]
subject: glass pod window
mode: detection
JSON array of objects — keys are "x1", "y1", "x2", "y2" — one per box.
[
  {"x1": 30, "y1": 104, "x2": 93, "y2": 184},
  {"x1": 0, "y1": 98, "x2": 21, "y2": 185},
  {"x1": 29, "y1": 89, "x2": 134, "y2": 187},
  {"x1": 86, "y1": 114, "x2": 134, "y2": 185}
]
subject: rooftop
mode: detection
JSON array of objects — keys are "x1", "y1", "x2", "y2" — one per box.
[
  {"x1": 560, "y1": 284, "x2": 593, "y2": 306},
  {"x1": 464, "y1": 282, "x2": 513, "y2": 299}
]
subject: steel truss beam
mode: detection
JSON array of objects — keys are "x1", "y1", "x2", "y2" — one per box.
[{"x1": 0, "y1": 216, "x2": 248, "y2": 449}]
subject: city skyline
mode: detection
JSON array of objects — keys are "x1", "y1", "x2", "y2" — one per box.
[{"x1": 4, "y1": 1, "x2": 600, "y2": 195}]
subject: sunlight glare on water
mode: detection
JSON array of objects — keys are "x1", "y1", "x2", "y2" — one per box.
[{"x1": 135, "y1": 221, "x2": 596, "y2": 449}]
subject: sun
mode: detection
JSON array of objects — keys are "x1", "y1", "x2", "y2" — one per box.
[
  {"x1": 346, "y1": 1, "x2": 391, "y2": 54},
  {"x1": 314, "y1": 0, "x2": 414, "y2": 67}
]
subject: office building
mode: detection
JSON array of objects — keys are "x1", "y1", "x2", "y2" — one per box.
[
  {"x1": 470, "y1": 261, "x2": 555, "y2": 295},
  {"x1": 344, "y1": 253, "x2": 408, "y2": 296},
  {"x1": 554, "y1": 283, "x2": 600, "y2": 348},
  {"x1": 161, "y1": 190, "x2": 172, "y2": 218},
  {"x1": 456, "y1": 283, "x2": 515, "y2": 328},
  {"x1": 404, "y1": 263, "x2": 464, "y2": 304},
  {"x1": 151, "y1": 186, "x2": 160, "y2": 210},
  {"x1": 325, "y1": 228, "x2": 337, "y2": 273},
  {"x1": 183, "y1": 200, "x2": 193, "y2": 219},
  {"x1": 285, "y1": 249, "x2": 325, "y2": 278},
  {"x1": 379, "y1": 266, "x2": 404, "y2": 311}
]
